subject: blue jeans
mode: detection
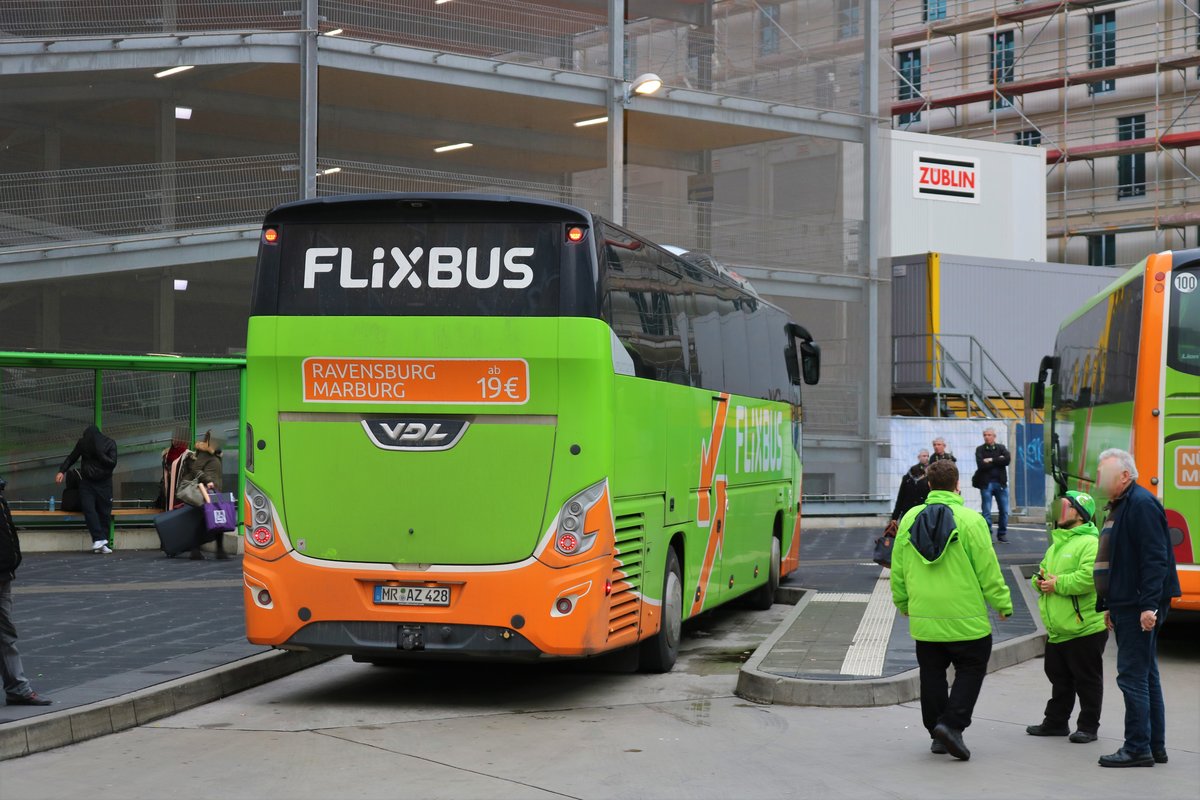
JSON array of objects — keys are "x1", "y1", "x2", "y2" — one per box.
[
  {"x1": 980, "y1": 482, "x2": 1009, "y2": 534},
  {"x1": 1112, "y1": 607, "x2": 1167, "y2": 755}
]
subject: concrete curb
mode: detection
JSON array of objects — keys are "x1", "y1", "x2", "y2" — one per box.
[
  {"x1": 736, "y1": 566, "x2": 1047, "y2": 707},
  {"x1": 0, "y1": 649, "x2": 332, "y2": 762}
]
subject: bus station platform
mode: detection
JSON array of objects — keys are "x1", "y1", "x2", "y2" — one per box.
[
  {"x1": 0, "y1": 550, "x2": 325, "y2": 760},
  {"x1": 738, "y1": 525, "x2": 1047, "y2": 706}
]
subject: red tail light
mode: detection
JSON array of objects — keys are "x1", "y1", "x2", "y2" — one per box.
[
  {"x1": 262, "y1": 228, "x2": 279, "y2": 244},
  {"x1": 250, "y1": 526, "x2": 274, "y2": 547}
]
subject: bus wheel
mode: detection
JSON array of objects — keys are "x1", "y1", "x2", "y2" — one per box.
[
  {"x1": 746, "y1": 536, "x2": 781, "y2": 611},
  {"x1": 638, "y1": 547, "x2": 683, "y2": 673}
]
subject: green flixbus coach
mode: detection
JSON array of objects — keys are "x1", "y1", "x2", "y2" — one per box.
[
  {"x1": 1034, "y1": 248, "x2": 1200, "y2": 613},
  {"x1": 242, "y1": 194, "x2": 820, "y2": 671}
]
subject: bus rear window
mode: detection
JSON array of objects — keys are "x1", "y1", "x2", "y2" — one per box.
[
  {"x1": 267, "y1": 222, "x2": 562, "y2": 316},
  {"x1": 1168, "y1": 266, "x2": 1200, "y2": 376}
]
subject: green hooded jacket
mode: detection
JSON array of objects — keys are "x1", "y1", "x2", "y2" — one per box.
[
  {"x1": 890, "y1": 490, "x2": 1014, "y2": 642},
  {"x1": 1034, "y1": 522, "x2": 1106, "y2": 644}
]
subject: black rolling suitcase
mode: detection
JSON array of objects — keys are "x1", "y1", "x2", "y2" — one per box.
[{"x1": 154, "y1": 505, "x2": 206, "y2": 557}]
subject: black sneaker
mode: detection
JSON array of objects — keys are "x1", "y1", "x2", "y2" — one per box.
[
  {"x1": 997, "y1": 533, "x2": 1008, "y2": 543},
  {"x1": 1153, "y1": 750, "x2": 1168, "y2": 764},
  {"x1": 1069, "y1": 730, "x2": 1098, "y2": 743},
  {"x1": 931, "y1": 739, "x2": 948, "y2": 755},
  {"x1": 5, "y1": 691, "x2": 51, "y2": 706}
]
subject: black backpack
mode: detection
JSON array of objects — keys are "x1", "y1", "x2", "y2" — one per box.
[
  {"x1": 0, "y1": 482, "x2": 22, "y2": 577},
  {"x1": 61, "y1": 468, "x2": 82, "y2": 512}
]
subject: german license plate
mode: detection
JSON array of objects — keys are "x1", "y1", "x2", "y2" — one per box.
[{"x1": 374, "y1": 585, "x2": 450, "y2": 606}]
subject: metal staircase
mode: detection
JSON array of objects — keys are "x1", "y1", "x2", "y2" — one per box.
[{"x1": 892, "y1": 333, "x2": 1034, "y2": 420}]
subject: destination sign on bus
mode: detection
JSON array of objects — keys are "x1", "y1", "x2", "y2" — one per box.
[{"x1": 303, "y1": 357, "x2": 529, "y2": 404}]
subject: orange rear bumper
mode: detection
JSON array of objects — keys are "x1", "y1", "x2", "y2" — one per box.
[
  {"x1": 1170, "y1": 567, "x2": 1200, "y2": 612},
  {"x1": 243, "y1": 549, "x2": 650, "y2": 658}
]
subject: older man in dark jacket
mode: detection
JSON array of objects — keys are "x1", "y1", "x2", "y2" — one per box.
[{"x1": 1093, "y1": 449, "x2": 1181, "y2": 768}]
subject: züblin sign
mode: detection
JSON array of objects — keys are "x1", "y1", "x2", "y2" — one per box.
[{"x1": 913, "y1": 152, "x2": 980, "y2": 204}]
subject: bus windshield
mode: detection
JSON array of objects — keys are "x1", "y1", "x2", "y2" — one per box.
[
  {"x1": 266, "y1": 221, "x2": 564, "y2": 317},
  {"x1": 1168, "y1": 264, "x2": 1200, "y2": 376}
]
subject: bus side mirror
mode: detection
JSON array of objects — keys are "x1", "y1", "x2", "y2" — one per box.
[
  {"x1": 1032, "y1": 354, "x2": 1056, "y2": 410},
  {"x1": 786, "y1": 323, "x2": 820, "y2": 386}
]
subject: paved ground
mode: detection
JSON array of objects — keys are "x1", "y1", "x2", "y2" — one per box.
[
  {"x1": 0, "y1": 550, "x2": 258, "y2": 723},
  {"x1": 1, "y1": 603, "x2": 1195, "y2": 800},
  {"x1": 760, "y1": 524, "x2": 1046, "y2": 680}
]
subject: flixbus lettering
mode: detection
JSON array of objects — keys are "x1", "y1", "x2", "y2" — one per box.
[
  {"x1": 734, "y1": 405, "x2": 785, "y2": 474},
  {"x1": 303, "y1": 246, "x2": 535, "y2": 290}
]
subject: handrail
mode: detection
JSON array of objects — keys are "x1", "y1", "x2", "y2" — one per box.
[{"x1": 892, "y1": 333, "x2": 1038, "y2": 421}]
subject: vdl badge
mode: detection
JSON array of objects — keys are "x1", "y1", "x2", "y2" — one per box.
[{"x1": 361, "y1": 418, "x2": 469, "y2": 451}]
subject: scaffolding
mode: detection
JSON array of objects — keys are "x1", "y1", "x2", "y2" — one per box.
[{"x1": 887, "y1": 0, "x2": 1200, "y2": 263}]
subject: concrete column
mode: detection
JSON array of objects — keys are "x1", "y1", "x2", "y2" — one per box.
[
  {"x1": 300, "y1": 0, "x2": 318, "y2": 198},
  {"x1": 43, "y1": 128, "x2": 61, "y2": 226},
  {"x1": 606, "y1": 0, "x2": 624, "y2": 224},
  {"x1": 157, "y1": 101, "x2": 177, "y2": 230}
]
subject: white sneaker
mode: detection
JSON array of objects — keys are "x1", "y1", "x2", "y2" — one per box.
[
  {"x1": 97, "y1": 545, "x2": 113, "y2": 554},
  {"x1": 91, "y1": 540, "x2": 106, "y2": 552}
]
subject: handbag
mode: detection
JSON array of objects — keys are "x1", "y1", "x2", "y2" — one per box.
[
  {"x1": 200, "y1": 486, "x2": 238, "y2": 534},
  {"x1": 176, "y1": 477, "x2": 207, "y2": 508},
  {"x1": 873, "y1": 519, "x2": 898, "y2": 568},
  {"x1": 971, "y1": 469, "x2": 986, "y2": 489}
]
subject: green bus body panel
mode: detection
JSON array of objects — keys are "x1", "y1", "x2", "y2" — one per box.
[
  {"x1": 246, "y1": 314, "x2": 800, "y2": 611},
  {"x1": 278, "y1": 420, "x2": 556, "y2": 563}
]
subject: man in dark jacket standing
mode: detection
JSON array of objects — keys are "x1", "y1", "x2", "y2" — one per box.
[
  {"x1": 55, "y1": 425, "x2": 118, "y2": 554},
  {"x1": 1093, "y1": 448, "x2": 1181, "y2": 768},
  {"x1": 974, "y1": 428, "x2": 1012, "y2": 543},
  {"x1": 0, "y1": 477, "x2": 52, "y2": 706}
]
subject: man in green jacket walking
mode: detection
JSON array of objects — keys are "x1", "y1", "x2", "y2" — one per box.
[
  {"x1": 1026, "y1": 490, "x2": 1107, "y2": 744},
  {"x1": 891, "y1": 460, "x2": 1013, "y2": 761}
]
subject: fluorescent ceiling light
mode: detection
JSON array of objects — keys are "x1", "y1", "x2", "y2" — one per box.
[
  {"x1": 174, "y1": 106, "x2": 192, "y2": 120},
  {"x1": 319, "y1": 167, "x2": 342, "y2": 175},
  {"x1": 434, "y1": 142, "x2": 473, "y2": 153},
  {"x1": 574, "y1": 116, "x2": 608, "y2": 128},
  {"x1": 154, "y1": 65, "x2": 194, "y2": 78},
  {"x1": 173, "y1": 279, "x2": 189, "y2": 291},
  {"x1": 435, "y1": 0, "x2": 453, "y2": 4},
  {"x1": 325, "y1": 28, "x2": 344, "y2": 36}
]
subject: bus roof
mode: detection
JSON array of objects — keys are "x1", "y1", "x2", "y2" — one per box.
[{"x1": 264, "y1": 192, "x2": 594, "y2": 225}]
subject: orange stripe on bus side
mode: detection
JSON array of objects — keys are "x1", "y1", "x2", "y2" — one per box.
[{"x1": 1131, "y1": 253, "x2": 1170, "y2": 495}]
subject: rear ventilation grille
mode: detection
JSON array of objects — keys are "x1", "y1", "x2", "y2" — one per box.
[{"x1": 608, "y1": 512, "x2": 645, "y2": 643}]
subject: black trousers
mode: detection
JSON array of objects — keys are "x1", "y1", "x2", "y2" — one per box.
[
  {"x1": 916, "y1": 635, "x2": 992, "y2": 733},
  {"x1": 1042, "y1": 630, "x2": 1108, "y2": 734},
  {"x1": 79, "y1": 478, "x2": 113, "y2": 542}
]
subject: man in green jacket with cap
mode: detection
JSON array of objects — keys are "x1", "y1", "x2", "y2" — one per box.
[
  {"x1": 891, "y1": 460, "x2": 1013, "y2": 761},
  {"x1": 1026, "y1": 490, "x2": 1107, "y2": 744}
]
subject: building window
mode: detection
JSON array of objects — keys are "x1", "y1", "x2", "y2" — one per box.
[
  {"x1": 1117, "y1": 115, "x2": 1146, "y2": 198},
  {"x1": 837, "y1": 0, "x2": 859, "y2": 40},
  {"x1": 924, "y1": 0, "x2": 947, "y2": 22},
  {"x1": 989, "y1": 30, "x2": 1015, "y2": 109},
  {"x1": 1089, "y1": 11, "x2": 1116, "y2": 94},
  {"x1": 814, "y1": 67, "x2": 835, "y2": 108},
  {"x1": 1015, "y1": 130, "x2": 1042, "y2": 147},
  {"x1": 897, "y1": 49, "x2": 922, "y2": 125},
  {"x1": 759, "y1": 4, "x2": 781, "y2": 57},
  {"x1": 1088, "y1": 234, "x2": 1116, "y2": 267}
]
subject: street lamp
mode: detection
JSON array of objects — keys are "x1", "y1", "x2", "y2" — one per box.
[{"x1": 624, "y1": 72, "x2": 663, "y2": 105}]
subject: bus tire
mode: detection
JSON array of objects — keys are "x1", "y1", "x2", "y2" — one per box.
[
  {"x1": 638, "y1": 547, "x2": 683, "y2": 673},
  {"x1": 746, "y1": 535, "x2": 781, "y2": 611}
]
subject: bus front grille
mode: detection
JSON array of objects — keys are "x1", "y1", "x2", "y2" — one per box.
[{"x1": 608, "y1": 512, "x2": 645, "y2": 643}]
